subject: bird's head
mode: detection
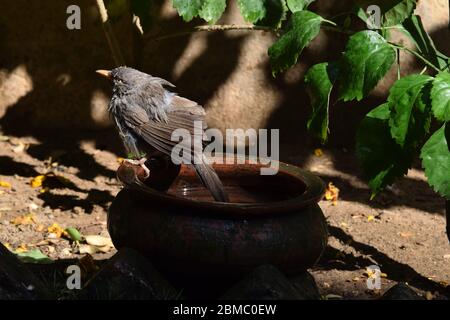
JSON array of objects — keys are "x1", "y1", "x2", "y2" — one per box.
[{"x1": 96, "y1": 66, "x2": 149, "y2": 92}]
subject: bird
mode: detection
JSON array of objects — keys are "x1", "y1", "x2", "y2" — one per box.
[{"x1": 96, "y1": 66, "x2": 229, "y2": 202}]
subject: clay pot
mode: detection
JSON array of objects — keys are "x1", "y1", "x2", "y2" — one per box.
[{"x1": 108, "y1": 158, "x2": 328, "y2": 279}]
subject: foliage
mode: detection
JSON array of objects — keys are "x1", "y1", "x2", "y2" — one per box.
[{"x1": 105, "y1": 0, "x2": 449, "y2": 200}]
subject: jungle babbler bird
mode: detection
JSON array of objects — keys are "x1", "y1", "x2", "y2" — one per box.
[{"x1": 96, "y1": 67, "x2": 229, "y2": 202}]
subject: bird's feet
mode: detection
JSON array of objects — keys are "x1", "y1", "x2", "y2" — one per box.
[{"x1": 124, "y1": 158, "x2": 150, "y2": 179}]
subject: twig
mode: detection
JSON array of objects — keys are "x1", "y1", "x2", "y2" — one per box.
[
  {"x1": 389, "y1": 42, "x2": 441, "y2": 73},
  {"x1": 145, "y1": 24, "x2": 274, "y2": 41},
  {"x1": 95, "y1": 0, "x2": 126, "y2": 66}
]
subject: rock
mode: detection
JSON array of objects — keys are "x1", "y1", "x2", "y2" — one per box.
[
  {"x1": 381, "y1": 283, "x2": 424, "y2": 300},
  {"x1": 290, "y1": 272, "x2": 321, "y2": 300},
  {"x1": 0, "y1": 242, "x2": 50, "y2": 299},
  {"x1": 220, "y1": 265, "x2": 303, "y2": 300},
  {"x1": 79, "y1": 247, "x2": 179, "y2": 300}
]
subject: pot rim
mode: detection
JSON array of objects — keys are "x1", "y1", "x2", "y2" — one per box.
[{"x1": 130, "y1": 156, "x2": 325, "y2": 217}]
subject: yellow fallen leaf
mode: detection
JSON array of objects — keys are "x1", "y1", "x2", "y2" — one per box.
[
  {"x1": 439, "y1": 281, "x2": 448, "y2": 288},
  {"x1": 2, "y1": 242, "x2": 11, "y2": 250},
  {"x1": 39, "y1": 187, "x2": 49, "y2": 193},
  {"x1": 79, "y1": 244, "x2": 98, "y2": 255},
  {"x1": 425, "y1": 291, "x2": 434, "y2": 300},
  {"x1": 30, "y1": 175, "x2": 46, "y2": 188},
  {"x1": 0, "y1": 181, "x2": 12, "y2": 188},
  {"x1": 324, "y1": 182, "x2": 339, "y2": 205},
  {"x1": 11, "y1": 213, "x2": 36, "y2": 225},
  {"x1": 47, "y1": 223, "x2": 68, "y2": 238},
  {"x1": 84, "y1": 235, "x2": 113, "y2": 247},
  {"x1": 117, "y1": 157, "x2": 124, "y2": 163},
  {"x1": 35, "y1": 224, "x2": 45, "y2": 232},
  {"x1": 15, "y1": 243, "x2": 28, "y2": 253},
  {"x1": 367, "y1": 215, "x2": 375, "y2": 222},
  {"x1": 314, "y1": 148, "x2": 323, "y2": 157}
]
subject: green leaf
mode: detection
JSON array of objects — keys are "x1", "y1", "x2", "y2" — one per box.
[
  {"x1": 237, "y1": 0, "x2": 266, "y2": 23},
  {"x1": 338, "y1": 30, "x2": 396, "y2": 101},
  {"x1": 356, "y1": 0, "x2": 417, "y2": 27},
  {"x1": 199, "y1": 0, "x2": 227, "y2": 24},
  {"x1": 237, "y1": 0, "x2": 287, "y2": 27},
  {"x1": 305, "y1": 62, "x2": 338, "y2": 143},
  {"x1": 15, "y1": 249, "x2": 52, "y2": 264},
  {"x1": 172, "y1": 0, "x2": 204, "y2": 22},
  {"x1": 421, "y1": 124, "x2": 450, "y2": 199},
  {"x1": 356, "y1": 103, "x2": 414, "y2": 197},
  {"x1": 401, "y1": 15, "x2": 449, "y2": 72},
  {"x1": 431, "y1": 72, "x2": 450, "y2": 121},
  {"x1": 286, "y1": 0, "x2": 315, "y2": 12},
  {"x1": 65, "y1": 227, "x2": 82, "y2": 242},
  {"x1": 268, "y1": 10, "x2": 323, "y2": 76},
  {"x1": 387, "y1": 74, "x2": 433, "y2": 146},
  {"x1": 130, "y1": 0, "x2": 153, "y2": 33},
  {"x1": 255, "y1": 0, "x2": 288, "y2": 29}
]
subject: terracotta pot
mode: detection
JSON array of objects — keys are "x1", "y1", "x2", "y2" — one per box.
[{"x1": 108, "y1": 158, "x2": 328, "y2": 279}]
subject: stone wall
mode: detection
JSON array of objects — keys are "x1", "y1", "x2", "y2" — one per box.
[{"x1": 0, "y1": 0, "x2": 448, "y2": 149}]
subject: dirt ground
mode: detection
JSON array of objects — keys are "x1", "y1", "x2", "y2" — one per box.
[{"x1": 0, "y1": 132, "x2": 449, "y2": 300}]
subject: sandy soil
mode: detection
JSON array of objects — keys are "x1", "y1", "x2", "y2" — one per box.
[{"x1": 0, "y1": 132, "x2": 449, "y2": 299}]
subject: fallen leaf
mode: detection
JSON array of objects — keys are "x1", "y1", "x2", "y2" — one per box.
[
  {"x1": 97, "y1": 245, "x2": 113, "y2": 253},
  {"x1": 12, "y1": 141, "x2": 27, "y2": 153},
  {"x1": 15, "y1": 249, "x2": 52, "y2": 264},
  {"x1": 325, "y1": 294, "x2": 343, "y2": 300},
  {"x1": 35, "y1": 224, "x2": 45, "y2": 232},
  {"x1": 340, "y1": 222, "x2": 348, "y2": 228},
  {"x1": 0, "y1": 206, "x2": 11, "y2": 211},
  {"x1": 47, "y1": 223, "x2": 67, "y2": 238},
  {"x1": 0, "y1": 135, "x2": 9, "y2": 141},
  {"x1": 399, "y1": 232, "x2": 413, "y2": 238},
  {"x1": 367, "y1": 215, "x2": 375, "y2": 222},
  {"x1": 61, "y1": 247, "x2": 72, "y2": 256},
  {"x1": 439, "y1": 281, "x2": 448, "y2": 287},
  {"x1": 314, "y1": 148, "x2": 323, "y2": 157},
  {"x1": 11, "y1": 213, "x2": 36, "y2": 225},
  {"x1": 0, "y1": 181, "x2": 12, "y2": 188},
  {"x1": 30, "y1": 175, "x2": 46, "y2": 188},
  {"x1": 29, "y1": 203, "x2": 39, "y2": 211},
  {"x1": 15, "y1": 243, "x2": 28, "y2": 253},
  {"x1": 35, "y1": 240, "x2": 50, "y2": 246},
  {"x1": 79, "y1": 244, "x2": 98, "y2": 255},
  {"x1": 425, "y1": 291, "x2": 434, "y2": 300},
  {"x1": 117, "y1": 157, "x2": 124, "y2": 163},
  {"x1": 39, "y1": 187, "x2": 49, "y2": 193},
  {"x1": 2, "y1": 242, "x2": 11, "y2": 250},
  {"x1": 85, "y1": 235, "x2": 113, "y2": 247},
  {"x1": 324, "y1": 182, "x2": 339, "y2": 205},
  {"x1": 65, "y1": 227, "x2": 82, "y2": 242}
]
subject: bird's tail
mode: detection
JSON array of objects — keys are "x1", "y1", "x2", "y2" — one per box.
[{"x1": 193, "y1": 156, "x2": 229, "y2": 202}]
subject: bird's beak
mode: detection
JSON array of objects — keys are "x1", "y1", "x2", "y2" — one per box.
[{"x1": 96, "y1": 69, "x2": 111, "y2": 79}]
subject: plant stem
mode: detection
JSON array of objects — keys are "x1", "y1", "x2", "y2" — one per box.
[
  {"x1": 146, "y1": 24, "x2": 274, "y2": 41},
  {"x1": 389, "y1": 42, "x2": 441, "y2": 73},
  {"x1": 396, "y1": 48, "x2": 401, "y2": 80},
  {"x1": 95, "y1": 0, "x2": 126, "y2": 66}
]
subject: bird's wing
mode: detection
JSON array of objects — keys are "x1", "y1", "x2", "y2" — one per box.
[{"x1": 122, "y1": 94, "x2": 207, "y2": 161}]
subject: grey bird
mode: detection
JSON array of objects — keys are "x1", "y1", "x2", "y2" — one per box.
[{"x1": 96, "y1": 67, "x2": 229, "y2": 202}]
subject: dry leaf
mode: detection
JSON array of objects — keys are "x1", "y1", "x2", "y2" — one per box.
[
  {"x1": 47, "y1": 223, "x2": 67, "y2": 238},
  {"x1": 325, "y1": 294, "x2": 343, "y2": 300},
  {"x1": 12, "y1": 142, "x2": 27, "y2": 153},
  {"x1": 314, "y1": 148, "x2": 323, "y2": 157},
  {"x1": 78, "y1": 254, "x2": 100, "y2": 273},
  {"x1": 61, "y1": 247, "x2": 72, "y2": 256},
  {"x1": 0, "y1": 181, "x2": 12, "y2": 188},
  {"x1": 425, "y1": 291, "x2": 434, "y2": 300},
  {"x1": 399, "y1": 232, "x2": 413, "y2": 238},
  {"x1": 15, "y1": 243, "x2": 28, "y2": 253},
  {"x1": 79, "y1": 244, "x2": 98, "y2": 255},
  {"x1": 35, "y1": 224, "x2": 45, "y2": 232},
  {"x1": 29, "y1": 203, "x2": 39, "y2": 211},
  {"x1": 324, "y1": 182, "x2": 339, "y2": 205},
  {"x1": 30, "y1": 175, "x2": 46, "y2": 188},
  {"x1": 2, "y1": 242, "x2": 12, "y2": 250},
  {"x1": 11, "y1": 213, "x2": 36, "y2": 225},
  {"x1": 367, "y1": 215, "x2": 375, "y2": 222},
  {"x1": 117, "y1": 157, "x2": 124, "y2": 163},
  {"x1": 84, "y1": 235, "x2": 113, "y2": 247},
  {"x1": 439, "y1": 281, "x2": 448, "y2": 287}
]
